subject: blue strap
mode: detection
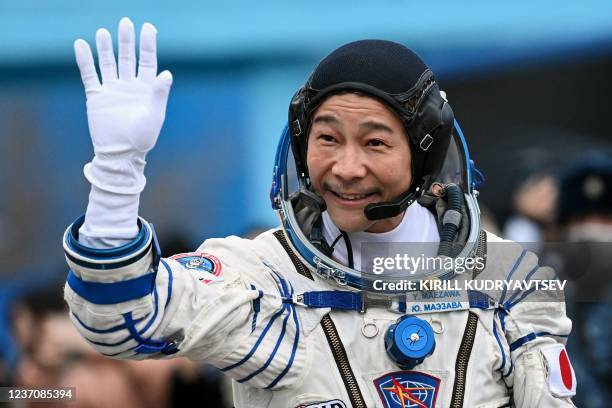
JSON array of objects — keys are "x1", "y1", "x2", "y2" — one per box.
[
  {"x1": 134, "y1": 342, "x2": 178, "y2": 355},
  {"x1": 150, "y1": 223, "x2": 162, "y2": 273},
  {"x1": 238, "y1": 305, "x2": 291, "y2": 383},
  {"x1": 267, "y1": 267, "x2": 292, "y2": 297},
  {"x1": 301, "y1": 291, "x2": 363, "y2": 311},
  {"x1": 64, "y1": 216, "x2": 160, "y2": 271},
  {"x1": 250, "y1": 284, "x2": 263, "y2": 333},
  {"x1": 493, "y1": 311, "x2": 508, "y2": 373},
  {"x1": 504, "y1": 264, "x2": 540, "y2": 308},
  {"x1": 510, "y1": 332, "x2": 537, "y2": 352},
  {"x1": 467, "y1": 290, "x2": 491, "y2": 309},
  {"x1": 498, "y1": 306, "x2": 508, "y2": 332},
  {"x1": 71, "y1": 311, "x2": 146, "y2": 334},
  {"x1": 74, "y1": 286, "x2": 160, "y2": 348},
  {"x1": 509, "y1": 331, "x2": 570, "y2": 352},
  {"x1": 123, "y1": 312, "x2": 177, "y2": 355},
  {"x1": 160, "y1": 260, "x2": 173, "y2": 308},
  {"x1": 67, "y1": 270, "x2": 156, "y2": 305},
  {"x1": 64, "y1": 249, "x2": 152, "y2": 271},
  {"x1": 220, "y1": 302, "x2": 287, "y2": 372},
  {"x1": 266, "y1": 302, "x2": 300, "y2": 389},
  {"x1": 67, "y1": 215, "x2": 150, "y2": 260},
  {"x1": 296, "y1": 290, "x2": 492, "y2": 312},
  {"x1": 500, "y1": 250, "x2": 527, "y2": 303},
  {"x1": 221, "y1": 274, "x2": 295, "y2": 374}
]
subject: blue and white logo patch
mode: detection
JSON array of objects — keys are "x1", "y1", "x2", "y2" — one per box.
[
  {"x1": 373, "y1": 370, "x2": 440, "y2": 408},
  {"x1": 170, "y1": 252, "x2": 223, "y2": 284}
]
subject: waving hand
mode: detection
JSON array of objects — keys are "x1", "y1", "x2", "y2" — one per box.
[{"x1": 74, "y1": 17, "x2": 173, "y2": 194}]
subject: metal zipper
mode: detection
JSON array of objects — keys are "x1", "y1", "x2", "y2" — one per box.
[
  {"x1": 472, "y1": 229, "x2": 488, "y2": 278},
  {"x1": 320, "y1": 314, "x2": 367, "y2": 408},
  {"x1": 450, "y1": 311, "x2": 479, "y2": 408},
  {"x1": 274, "y1": 231, "x2": 366, "y2": 407},
  {"x1": 274, "y1": 230, "x2": 314, "y2": 280},
  {"x1": 476, "y1": 229, "x2": 487, "y2": 262}
]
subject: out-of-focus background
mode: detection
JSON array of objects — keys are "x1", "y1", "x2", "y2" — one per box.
[{"x1": 1, "y1": 1, "x2": 611, "y2": 406}]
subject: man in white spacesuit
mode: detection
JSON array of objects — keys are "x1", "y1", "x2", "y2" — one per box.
[{"x1": 63, "y1": 17, "x2": 576, "y2": 407}]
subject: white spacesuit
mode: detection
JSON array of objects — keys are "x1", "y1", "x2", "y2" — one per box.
[{"x1": 64, "y1": 18, "x2": 576, "y2": 407}]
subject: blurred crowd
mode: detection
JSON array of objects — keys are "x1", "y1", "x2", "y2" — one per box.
[
  {"x1": 500, "y1": 151, "x2": 612, "y2": 407},
  {"x1": 1, "y1": 242, "x2": 232, "y2": 408},
  {"x1": 9, "y1": 286, "x2": 229, "y2": 408},
  {"x1": 0, "y1": 150, "x2": 611, "y2": 407}
]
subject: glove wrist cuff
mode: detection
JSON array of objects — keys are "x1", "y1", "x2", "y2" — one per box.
[{"x1": 84, "y1": 155, "x2": 147, "y2": 195}]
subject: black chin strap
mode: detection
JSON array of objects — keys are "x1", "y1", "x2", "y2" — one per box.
[{"x1": 340, "y1": 231, "x2": 354, "y2": 269}]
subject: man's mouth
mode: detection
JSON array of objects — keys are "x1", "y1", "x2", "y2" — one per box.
[
  {"x1": 332, "y1": 191, "x2": 372, "y2": 200},
  {"x1": 329, "y1": 190, "x2": 378, "y2": 203}
]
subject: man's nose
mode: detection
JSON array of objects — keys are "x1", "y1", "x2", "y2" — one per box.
[{"x1": 331, "y1": 147, "x2": 367, "y2": 181}]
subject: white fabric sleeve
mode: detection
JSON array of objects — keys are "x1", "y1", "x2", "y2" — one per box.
[
  {"x1": 498, "y1": 251, "x2": 576, "y2": 407},
  {"x1": 63, "y1": 222, "x2": 307, "y2": 390}
]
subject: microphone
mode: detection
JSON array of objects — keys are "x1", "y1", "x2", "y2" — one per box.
[{"x1": 364, "y1": 189, "x2": 417, "y2": 221}]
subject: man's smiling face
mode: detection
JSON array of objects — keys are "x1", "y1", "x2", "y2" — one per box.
[{"x1": 306, "y1": 92, "x2": 412, "y2": 233}]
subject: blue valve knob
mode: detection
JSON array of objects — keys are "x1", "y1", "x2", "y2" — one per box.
[{"x1": 385, "y1": 315, "x2": 435, "y2": 369}]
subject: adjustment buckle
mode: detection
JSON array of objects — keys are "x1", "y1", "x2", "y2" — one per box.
[
  {"x1": 290, "y1": 119, "x2": 302, "y2": 137},
  {"x1": 293, "y1": 293, "x2": 306, "y2": 307},
  {"x1": 313, "y1": 257, "x2": 347, "y2": 286},
  {"x1": 420, "y1": 134, "x2": 434, "y2": 151}
]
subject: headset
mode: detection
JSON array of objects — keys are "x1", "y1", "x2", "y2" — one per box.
[{"x1": 288, "y1": 68, "x2": 455, "y2": 221}]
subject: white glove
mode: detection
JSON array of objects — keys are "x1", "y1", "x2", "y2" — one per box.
[
  {"x1": 74, "y1": 18, "x2": 172, "y2": 248},
  {"x1": 74, "y1": 17, "x2": 173, "y2": 194}
]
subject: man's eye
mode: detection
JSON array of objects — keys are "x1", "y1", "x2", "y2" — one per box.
[
  {"x1": 367, "y1": 139, "x2": 386, "y2": 147},
  {"x1": 319, "y1": 134, "x2": 336, "y2": 143}
]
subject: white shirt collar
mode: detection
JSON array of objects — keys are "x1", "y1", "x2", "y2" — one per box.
[{"x1": 321, "y1": 202, "x2": 440, "y2": 270}]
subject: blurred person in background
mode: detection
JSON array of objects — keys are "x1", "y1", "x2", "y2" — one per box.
[
  {"x1": 503, "y1": 172, "x2": 559, "y2": 247},
  {"x1": 553, "y1": 152, "x2": 612, "y2": 408},
  {"x1": 10, "y1": 286, "x2": 146, "y2": 407},
  {"x1": 10, "y1": 286, "x2": 228, "y2": 408},
  {"x1": 10, "y1": 286, "x2": 83, "y2": 391}
]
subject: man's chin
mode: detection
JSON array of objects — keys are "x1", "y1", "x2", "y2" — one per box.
[{"x1": 326, "y1": 208, "x2": 374, "y2": 233}]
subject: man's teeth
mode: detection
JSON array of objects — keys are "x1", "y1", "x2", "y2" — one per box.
[{"x1": 335, "y1": 192, "x2": 370, "y2": 200}]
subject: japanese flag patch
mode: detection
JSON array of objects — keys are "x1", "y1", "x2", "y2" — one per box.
[
  {"x1": 541, "y1": 344, "x2": 576, "y2": 397},
  {"x1": 170, "y1": 252, "x2": 223, "y2": 284}
]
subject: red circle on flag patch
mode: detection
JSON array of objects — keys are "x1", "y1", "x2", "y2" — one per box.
[{"x1": 559, "y1": 349, "x2": 573, "y2": 390}]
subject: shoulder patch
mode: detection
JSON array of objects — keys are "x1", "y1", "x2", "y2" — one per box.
[
  {"x1": 170, "y1": 252, "x2": 223, "y2": 284},
  {"x1": 373, "y1": 370, "x2": 440, "y2": 408},
  {"x1": 541, "y1": 344, "x2": 576, "y2": 397}
]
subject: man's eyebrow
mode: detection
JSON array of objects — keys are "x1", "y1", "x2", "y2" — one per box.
[
  {"x1": 312, "y1": 116, "x2": 394, "y2": 134},
  {"x1": 359, "y1": 121, "x2": 393, "y2": 134},
  {"x1": 312, "y1": 114, "x2": 339, "y2": 125}
]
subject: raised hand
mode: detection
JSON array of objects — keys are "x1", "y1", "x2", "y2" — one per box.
[{"x1": 74, "y1": 17, "x2": 173, "y2": 194}]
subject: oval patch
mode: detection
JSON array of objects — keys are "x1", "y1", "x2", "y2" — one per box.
[
  {"x1": 559, "y1": 349, "x2": 573, "y2": 390},
  {"x1": 170, "y1": 252, "x2": 223, "y2": 284},
  {"x1": 540, "y1": 343, "x2": 576, "y2": 397}
]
